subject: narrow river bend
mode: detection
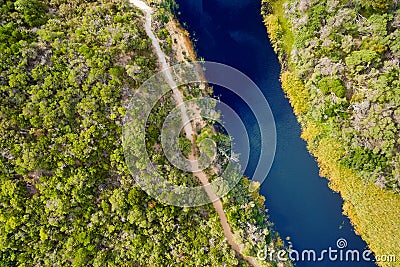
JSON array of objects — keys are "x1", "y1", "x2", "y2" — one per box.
[{"x1": 175, "y1": 0, "x2": 375, "y2": 266}]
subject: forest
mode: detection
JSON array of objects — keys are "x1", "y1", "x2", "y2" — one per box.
[
  {"x1": 0, "y1": 0, "x2": 288, "y2": 266},
  {"x1": 262, "y1": 0, "x2": 400, "y2": 266}
]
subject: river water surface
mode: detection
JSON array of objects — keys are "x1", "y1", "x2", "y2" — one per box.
[{"x1": 175, "y1": 0, "x2": 375, "y2": 266}]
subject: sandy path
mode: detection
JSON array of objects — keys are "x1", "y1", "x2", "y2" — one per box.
[
  {"x1": 130, "y1": 0, "x2": 193, "y2": 138},
  {"x1": 130, "y1": 1, "x2": 258, "y2": 266}
]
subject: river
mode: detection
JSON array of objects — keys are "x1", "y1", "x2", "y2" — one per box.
[{"x1": 175, "y1": 0, "x2": 375, "y2": 266}]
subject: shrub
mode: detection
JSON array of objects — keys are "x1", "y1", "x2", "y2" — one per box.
[{"x1": 318, "y1": 77, "x2": 346, "y2": 98}]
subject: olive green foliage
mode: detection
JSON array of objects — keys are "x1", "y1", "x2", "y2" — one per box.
[
  {"x1": 342, "y1": 147, "x2": 388, "y2": 172},
  {"x1": 318, "y1": 77, "x2": 346, "y2": 98},
  {"x1": 14, "y1": 0, "x2": 48, "y2": 27},
  {"x1": 262, "y1": 0, "x2": 400, "y2": 265},
  {"x1": 178, "y1": 137, "x2": 192, "y2": 157},
  {"x1": 280, "y1": 71, "x2": 309, "y2": 114}
]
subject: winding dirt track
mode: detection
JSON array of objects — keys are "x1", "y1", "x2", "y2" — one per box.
[{"x1": 129, "y1": 1, "x2": 258, "y2": 266}]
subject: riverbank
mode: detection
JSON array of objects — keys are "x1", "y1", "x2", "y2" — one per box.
[
  {"x1": 132, "y1": 0, "x2": 291, "y2": 266},
  {"x1": 261, "y1": 0, "x2": 400, "y2": 266}
]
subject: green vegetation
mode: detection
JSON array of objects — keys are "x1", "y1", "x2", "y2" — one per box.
[
  {"x1": 0, "y1": 0, "x2": 287, "y2": 265},
  {"x1": 318, "y1": 77, "x2": 346, "y2": 98},
  {"x1": 262, "y1": 0, "x2": 400, "y2": 266},
  {"x1": 261, "y1": 0, "x2": 294, "y2": 61}
]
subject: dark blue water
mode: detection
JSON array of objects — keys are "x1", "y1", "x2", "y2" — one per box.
[{"x1": 175, "y1": 0, "x2": 375, "y2": 266}]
